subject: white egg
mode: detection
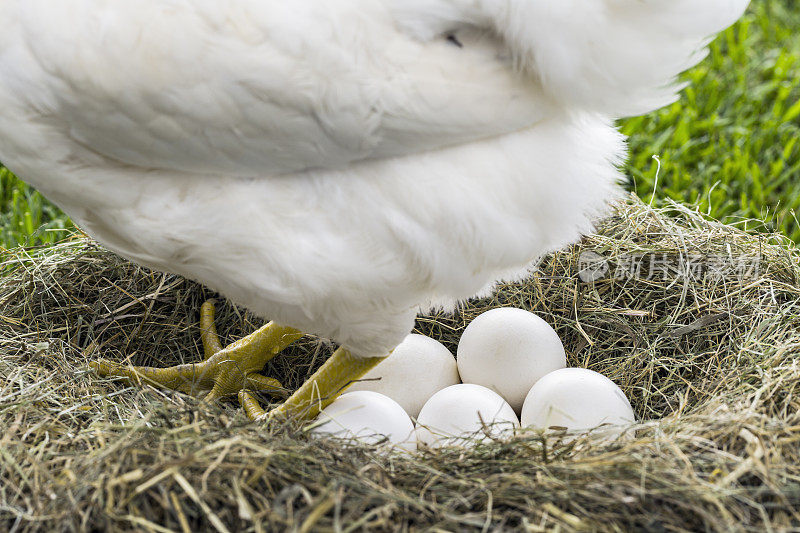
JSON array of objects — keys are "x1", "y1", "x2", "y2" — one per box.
[
  {"x1": 521, "y1": 368, "x2": 635, "y2": 439},
  {"x1": 415, "y1": 384, "x2": 519, "y2": 448},
  {"x1": 457, "y1": 308, "x2": 566, "y2": 412},
  {"x1": 311, "y1": 391, "x2": 416, "y2": 451},
  {"x1": 347, "y1": 333, "x2": 460, "y2": 418}
]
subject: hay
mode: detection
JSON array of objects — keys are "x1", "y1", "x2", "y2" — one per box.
[{"x1": 1, "y1": 196, "x2": 799, "y2": 532}]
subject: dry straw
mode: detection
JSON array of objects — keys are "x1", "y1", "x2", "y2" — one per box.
[{"x1": 1, "y1": 196, "x2": 799, "y2": 532}]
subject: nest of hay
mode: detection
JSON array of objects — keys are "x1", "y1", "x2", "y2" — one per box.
[{"x1": 1, "y1": 196, "x2": 799, "y2": 532}]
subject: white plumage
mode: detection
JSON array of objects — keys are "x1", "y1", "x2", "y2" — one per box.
[{"x1": 0, "y1": 0, "x2": 748, "y2": 358}]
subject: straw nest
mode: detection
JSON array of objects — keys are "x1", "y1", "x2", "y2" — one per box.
[{"x1": 1, "y1": 196, "x2": 799, "y2": 532}]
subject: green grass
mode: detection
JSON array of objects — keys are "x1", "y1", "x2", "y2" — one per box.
[
  {"x1": 1, "y1": 0, "x2": 799, "y2": 248},
  {"x1": 0, "y1": 166, "x2": 74, "y2": 249},
  {"x1": 622, "y1": 0, "x2": 800, "y2": 241}
]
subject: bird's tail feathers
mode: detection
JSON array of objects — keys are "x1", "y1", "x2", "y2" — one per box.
[{"x1": 488, "y1": 0, "x2": 750, "y2": 116}]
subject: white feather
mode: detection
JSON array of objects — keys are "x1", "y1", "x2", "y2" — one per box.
[
  {"x1": 0, "y1": 0, "x2": 748, "y2": 356},
  {"x1": 392, "y1": 0, "x2": 751, "y2": 115},
  {"x1": 4, "y1": 0, "x2": 547, "y2": 176}
]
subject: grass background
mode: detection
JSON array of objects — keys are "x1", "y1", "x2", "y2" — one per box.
[{"x1": 1, "y1": 0, "x2": 798, "y2": 248}]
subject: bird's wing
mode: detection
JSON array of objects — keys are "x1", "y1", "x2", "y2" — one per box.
[{"x1": 8, "y1": 0, "x2": 548, "y2": 177}]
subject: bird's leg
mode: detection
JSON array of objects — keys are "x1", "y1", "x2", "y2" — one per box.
[
  {"x1": 93, "y1": 299, "x2": 385, "y2": 423},
  {"x1": 239, "y1": 347, "x2": 385, "y2": 422},
  {"x1": 91, "y1": 300, "x2": 300, "y2": 401}
]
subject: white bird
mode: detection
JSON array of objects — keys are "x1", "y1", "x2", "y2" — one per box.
[{"x1": 0, "y1": 0, "x2": 749, "y2": 420}]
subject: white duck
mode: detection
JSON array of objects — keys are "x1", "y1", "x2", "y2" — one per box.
[{"x1": 0, "y1": 0, "x2": 749, "y2": 420}]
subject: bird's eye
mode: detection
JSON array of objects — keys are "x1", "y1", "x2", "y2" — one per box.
[{"x1": 446, "y1": 34, "x2": 463, "y2": 48}]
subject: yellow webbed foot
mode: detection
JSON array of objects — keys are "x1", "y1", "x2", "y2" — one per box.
[
  {"x1": 93, "y1": 299, "x2": 387, "y2": 424},
  {"x1": 91, "y1": 300, "x2": 298, "y2": 401}
]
